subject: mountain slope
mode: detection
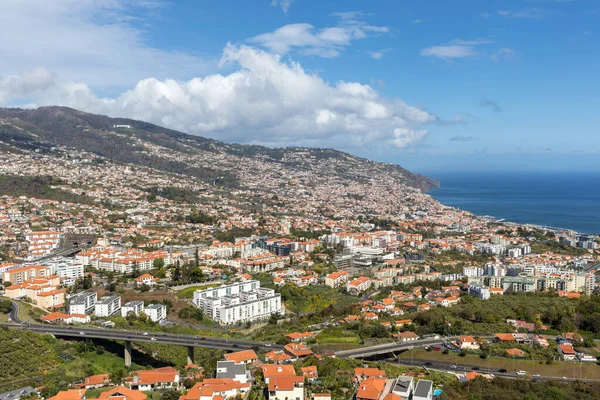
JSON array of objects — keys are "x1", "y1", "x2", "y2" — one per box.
[{"x1": 0, "y1": 106, "x2": 438, "y2": 191}]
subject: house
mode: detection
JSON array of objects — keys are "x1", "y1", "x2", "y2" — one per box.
[
  {"x1": 284, "y1": 343, "x2": 313, "y2": 359},
  {"x1": 558, "y1": 343, "x2": 577, "y2": 361},
  {"x1": 82, "y1": 374, "x2": 110, "y2": 389},
  {"x1": 356, "y1": 378, "x2": 387, "y2": 400},
  {"x1": 262, "y1": 365, "x2": 297, "y2": 384},
  {"x1": 412, "y1": 380, "x2": 433, "y2": 400},
  {"x1": 456, "y1": 336, "x2": 479, "y2": 350},
  {"x1": 268, "y1": 376, "x2": 305, "y2": 400},
  {"x1": 395, "y1": 320, "x2": 412, "y2": 328},
  {"x1": 353, "y1": 368, "x2": 386, "y2": 383},
  {"x1": 224, "y1": 349, "x2": 258, "y2": 365},
  {"x1": 48, "y1": 389, "x2": 86, "y2": 400},
  {"x1": 180, "y1": 379, "x2": 250, "y2": 400},
  {"x1": 265, "y1": 350, "x2": 293, "y2": 364},
  {"x1": 313, "y1": 394, "x2": 331, "y2": 400},
  {"x1": 363, "y1": 312, "x2": 378, "y2": 321},
  {"x1": 562, "y1": 332, "x2": 584, "y2": 343},
  {"x1": 390, "y1": 376, "x2": 413, "y2": 400},
  {"x1": 494, "y1": 333, "x2": 516, "y2": 343},
  {"x1": 285, "y1": 331, "x2": 316, "y2": 343},
  {"x1": 300, "y1": 366, "x2": 318, "y2": 381},
  {"x1": 98, "y1": 387, "x2": 146, "y2": 400},
  {"x1": 135, "y1": 274, "x2": 158, "y2": 287},
  {"x1": 216, "y1": 361, "x2": 248, "y2": 384},
  {"x1": 533, "y1": 335, "x2": 549, "y2": 347},
  {"x1": 0, "y1": 387, "x2": 37, "y2": 400},
  {"x1": 397, "y1": 331, "x2": 419, "y2": 343},
  {"x1": 505, "y1": 348, "x2": 525, "y2": 357},
  {"x1": 127, "y1": 367, "x2": 180, "y2": 391}
]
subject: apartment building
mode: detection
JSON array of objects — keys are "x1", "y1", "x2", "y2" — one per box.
[
  {"x1": 121, "y1": 301, "x2": 144, "y2": 317},
  {"x1": 95, "y1": 296, "x2": 121, "y2": 317},
  {"x1": 25, "y1": 231, "x2": 60, "y2": 258},
  {"x1": 68, "y1": 291, "x2": 97, "y2": 315},
  {"x1": 3, "y1": 265, "x2": 51, "y2": 284},
  {"x1": 324, "y1": 270, "x2": 348, "y2": 288},
  {"x1": 43, "y1": 258, "x2": 84, "y2": 281},
  {"x1": 145, "y1": 303, "x2": 167, "y2": 322},
  {"x1": 193, "y1": 280, "x2": 283, "y2": 325}
]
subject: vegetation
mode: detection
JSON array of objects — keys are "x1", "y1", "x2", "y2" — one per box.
[{"x1": 0, "y1": 175, "x2": 95, "y2": 205}]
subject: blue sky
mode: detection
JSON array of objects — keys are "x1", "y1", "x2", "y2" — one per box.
[{"x1": 0, "y1": 0, "x2": 598, "y2": 173}]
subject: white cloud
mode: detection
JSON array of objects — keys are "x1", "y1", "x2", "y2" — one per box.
[
  {"x1": 498, "y1": 9, "x2": 546, "y2": 18},
  {"x1": 0, "y1": 68, "x2": 55, "y2": 104},
  {"x1": 420, "y1": 45, "x2": 476, "y2": 59},
  {"x1": 0, "y1": 0, "x2": 213, "y2": 89},
  {"x1": 421, "y1": 38, "x2": 494, "y2": 60},
  {"x1": 0, "y1": 45, "x2": 435, "y2": 150},
  {"x1": 492, "y1": 48, "x2": 515, "y2": 61},
  {"x1": 248, "y1": 12, "x2": 389, "y2": 58},
  {"x1": 366, "y1": 49, "x2": 391, "y2": 60},
  {"x1": 479, "y1": 13, "x2": 491, "y2": 18},
  {"x1": 271, "y1": 0, "x2": 294, "y2": 14}
]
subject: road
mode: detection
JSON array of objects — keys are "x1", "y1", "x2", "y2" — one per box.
[
  {"x1": 9, "y1": 301, "x2": 21, "y2": 323},
  {"x1": 0, "y1": 322, "x2": 283, "y2": 352},
  {"x1": 390, "y1": 357, "x2": 600, "y2": 384},
  {"x1": 335, "y1": 336, "x2": 454, "y2": 359}
]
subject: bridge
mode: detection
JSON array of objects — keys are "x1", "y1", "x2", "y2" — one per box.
[
  {"x1": 1, "y1": 323, "x2": 282, "y2": 367},
  {"x1": 335, "y1": 336, "x2": 456, "y2": 359}
]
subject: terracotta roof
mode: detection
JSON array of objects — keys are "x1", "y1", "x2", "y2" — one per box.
[
  {"x1": 98, "y1": 386, "x2": 146, "y2": 400},
  {"x1": 224, "y1": 349, "x2": 258, "y2": 364}
]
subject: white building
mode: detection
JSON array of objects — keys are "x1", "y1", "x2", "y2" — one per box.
[
  {"x1": 121, "y1": 301, "x2": 144, "y2": 317},
  {"x1": 68, "y1": 291, "x2": 97, "y2": 315},
  {"x1": 391, "y1": 376, "x2": 414, "y2": 400},
  {"x1": 325, "y1": 270, "x2": 349, "y2": 288},
  {"x1": 94, "y1": 295, "x2": 121, "y2": 317},
  {"x1": 216, "y1": 361, "x2": 248, "y2": 384},
  {"x1": 145, "y1": 303, "x2": 167, "y2": 322},
  {"x1": 193, "y1": 280, "x2": 283, "y2": 325},
  {"x1": 267, "y1": 376, "x2": 304, "y2": 400},
  {"x1": 413, "y1": 379, "x2": 433, "y2": 400},
  {"x1": 43, "y1": 258, "x2": 84, "y2": 284}
]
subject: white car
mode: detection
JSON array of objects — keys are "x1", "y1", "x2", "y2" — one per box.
[
  {"x1": 533, "y1": 374, "x2": 540, "y2": 377},
  {"x1": 449, "y1": 365, "x2": 457, "y2": 369},
  {"x1": 264, "y1": 343, "x2": 272, "y2": 347},
  {"x1": 79, "y1": 332, "x2": 85, "y2": 336},
  {"x1": 143, "y1": 332, "x2": 149, "y2": 336},
  {"x1": 517, "y1": 371, "x2": 526, "y2": 376},
  {"x1": 151, "y1": 337, "x2": 157, "y2": 341}
]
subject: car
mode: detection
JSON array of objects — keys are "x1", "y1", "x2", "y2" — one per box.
[
  {"x1": 200, "y1": 337, "x2": 206, "y2": 340},
  {"x1": 79, "y1": 332, "x2": 85, "y2": 335},
  {"x1": 498, "y1": 369, "x2": 507, "y2": 373},
  {"x1": 233, "y1": 344, "x2": 239, "y2": 348},
  {"x1": 264, "y1": 343, "x2": 272, "y2": 347},
  {"x1": 151, "y1": 337, "x2": 157, "y2": 341},
  {"x1": 143, "y1": 332, "x2": 149, "y2": 336},
  {"x1": 68, "y1": 327, "x2": 73, "y2": 330},
  {"x1": 562, "y1": 377, "x2": 569, "y2": 380},
  {"x1": 433, "y1": 346, "x2": 441, "y2": 351},
  {"x1": 424, "y1": 362, "x2": 432, "y2": 366},
  {"x1": 516, "y1": 371, "x2": 526, "y2": 376},
  {"x1": 471, "y1": 367, "x2": 480, "y2": 371},
  {"x1": 533, "y1": 374, "x2": 540, "y2": 377},
  {"x1": 195, "y1": 342, "x2": 200, "y2": 345},
  {"x1": 449, "y1": 365, "x2": 457, "y2": 369}
]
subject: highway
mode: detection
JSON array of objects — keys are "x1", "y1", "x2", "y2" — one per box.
[
  {"x1": 335, "y1": 336, "x2": 454, "y2": 359},
  {"x1": 0, "y1": 322, "x2": 283, "y2": 353},
  {"x1": 390, "y1": 357, "x2": 600, "y2": 384}
]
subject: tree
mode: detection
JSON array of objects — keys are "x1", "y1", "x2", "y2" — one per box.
[
  {"x1": 0, "y1": 299, "x2": 12, "y2": 313},
  {"x1": 2, "y1": 281, "x2": 11, "y2": 287},
  {"x1": 140, "y1": 283, "x2": 150, "y2": 292},
  {"x1": 160, "y1": 391, "x2": 181, "y2": 400},
  {"x1": 153, "y1": 258, "x2": 165, "y2": 269},
  {"x1": 109, "y1": 368, "x2": 126, "y2": 384}
]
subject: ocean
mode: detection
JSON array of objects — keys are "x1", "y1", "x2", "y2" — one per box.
[{"x1": 427, "y1": 171, "x2": 600, "y2": 234}]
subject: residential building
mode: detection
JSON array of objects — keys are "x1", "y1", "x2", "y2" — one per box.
[
  {"x1": 145, "y1": 303, "x2": 167, "y2": 322},
  {"x1": 3, "y1": 265, "x2": 51, "y2": 284},
  {"x1": 390, "y1": 376, "x2": 414, "y2": 400},
  {"x1": 456, "y1": 336, "x2": 480, "y2": 350},
  {"x1": 135, "y1": 274, "x2": 158, "y2": 287},
  {"x1": 128, "y1": 367, "x2": 180, "y2": 391},
  {"x1": 413, "y1": 380, "x2": 433, "y2": 400},
  {"x1": 121, "y1": 301, "x2": 144, "y2": 317},
  {"x1": 98, "y1": 387, "x2": 146, "y2": 400},
  {"x1": 0, "y1": 387, "x2": 37, "y2": 400},
  {"x1": 180, "y1": 379, "x2": 250, "y2": 400},
  {"x1": 68, "y1": 291, "x2": 97, "y2": 315},
  {"x1": 224, "y1": 349, "x2": 258, "y2": 365},
  {"x1": 193, "y1": 280, "x2": 283, "y2": 325},
  {"x1": 346, "y1": 276, "x2": 371, "y2": 295},
  {"x1": 324, "y1": 270, "x2": 349, "y2": 288},
  {"x1": 95, "y1": 295, "x2": 121, "y2": 317},
  {"x1": 267, "y1": 376, "x2": 304, "y2": 400},
  {"x1": 216, "y1": 361, "x2": 248, "y2": 384}
]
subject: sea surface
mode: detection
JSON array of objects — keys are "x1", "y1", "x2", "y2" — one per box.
[{"x1": 427, "y1": 171, "x2": 600, "y2": 234}]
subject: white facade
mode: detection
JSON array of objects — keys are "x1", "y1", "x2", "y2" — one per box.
[
  {"x1": 94, "y1": 295, "x2": 121, "y2": 317},
  {"x1": 44, "y1": 258, "x2": 84, "y2": 280},
  {"x1": 121, "y1": 301, "x2": 144, "y2": 317},
  {"x1": 145, "y1": 303, "x2": 167, "y2": 322},
  {"x1": 194, "y1": 280, "x2": 283, "y2": 325},
  {"x1": 68, "y1": 291, "x2": 97, "y2": 315}
]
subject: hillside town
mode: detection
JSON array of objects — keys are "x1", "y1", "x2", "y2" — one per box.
[{"x1": 1, "y1": 123, "x2": 600, "y2": 400}]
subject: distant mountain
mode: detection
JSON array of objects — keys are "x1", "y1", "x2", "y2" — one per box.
[{"x1": 0, "y1": 106, "x2": 439, "y2": 192}]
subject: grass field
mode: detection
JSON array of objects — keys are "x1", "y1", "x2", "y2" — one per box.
[
  {"x1": 85, "y1": 388, "x2": 113, "y2": 398},
  {"x1": 175, "y1": 283, "x2": 221, "y2": 299},
  {"x1": 398, "y1": 348, "x2": 600, "y2": 380},
  {"x1": 316, "y1": 327, "x2": 361, "y2": 344}
]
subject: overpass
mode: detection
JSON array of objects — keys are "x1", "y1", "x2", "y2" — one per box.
[
  {"x1": 335, "y1": 336, "x2": 456, "y2": 359},
  {"x1": 1, "y1": 323, "x2": 282, "y2": 367}
]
